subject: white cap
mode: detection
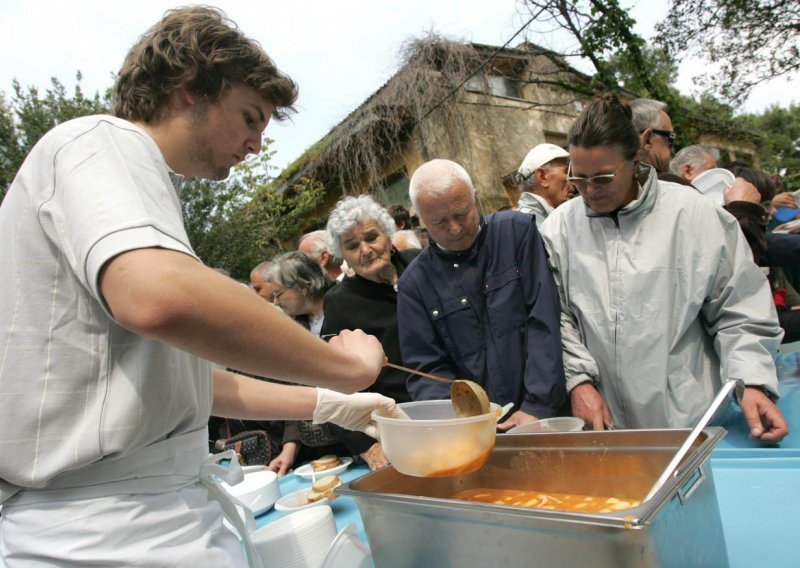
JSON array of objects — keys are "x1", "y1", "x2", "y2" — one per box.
[{"x1": 518, "y1": 143, "x2": 570, "y2": 177}]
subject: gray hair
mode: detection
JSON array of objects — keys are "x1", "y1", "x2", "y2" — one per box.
[
  {"x1": 629, "y1": 98, "x2": 667, "y2": 133},
  {"x1": 669, "y1": 145, "x2": 720, "y2": 175},
  {"x1": 299, "y1": 230, "x2": 344, "y2": 268},
  {"x1": 325, "y1": 195, "x2": 396, "y2": 258},
  {"x1": 409, "y1": 159, "x2": 476, "y2": 211},
  {"x1": 251, "y1": 260, "x2": 273, "y2": 280},
  {"x1": 264, "y1": 251, "x2": 333, "y2": 299}
]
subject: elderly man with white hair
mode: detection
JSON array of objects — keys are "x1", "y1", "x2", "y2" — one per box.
[
  {"x1": 397, "y1": 159, "x2": 566, "y2": 430},
  {"x1": 516, "y1": 143, "x2": 573, "y2": 226},
  {"x1": 669, "y1": 145, "x2": 719, "y2": 183},
  {"x1": 298, "y1": 229, "x2": 346, "y2": 281}
]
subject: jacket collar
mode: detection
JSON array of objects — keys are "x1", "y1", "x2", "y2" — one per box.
[
  {"x1": 429, "y1": 216, "x2": 487, "y2": 261},
  {"x1": 519, "y1": 192, "x2": 554, "y2": 215}
]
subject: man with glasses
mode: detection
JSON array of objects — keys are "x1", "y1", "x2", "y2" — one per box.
[
  {"x1": 542, "y1": 94, "x2": 787, "y2": 441},
  {"x1": 630, "y1": 98, "x2": 675, "y2": 175},
  {"x1": 516, "y1": 143, "x2": 574, "y2": 227}
]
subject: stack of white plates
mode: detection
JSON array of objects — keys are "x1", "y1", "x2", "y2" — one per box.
[{"x1": 251, "y1": 505, "x2": 337, "y2": 568}]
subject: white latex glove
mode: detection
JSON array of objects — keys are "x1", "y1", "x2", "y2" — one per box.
[{"x1": 312, "y1": 388, "x2": 405, "y2": 440}]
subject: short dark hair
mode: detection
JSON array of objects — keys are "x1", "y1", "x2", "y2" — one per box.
[
  {"x1": 113, "y1": 6, "x2": 298, "y2": 123},
  {"x1": 387, "y1": 204, "x2": 412, "y2": 229},
  {"x1": 568, "y1": 94, "x2": 641, "y2": 160}
]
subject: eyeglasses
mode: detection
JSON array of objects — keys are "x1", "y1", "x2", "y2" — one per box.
[
  {"x1": 651, "y1": 129, "x2": 676, "y2": 149},
  {"x1": 567, "y1": 162, "x2": 626, "y2": 189}
]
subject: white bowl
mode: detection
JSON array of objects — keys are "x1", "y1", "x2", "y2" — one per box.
[
  {"x1": 293, "y1": 457, "x2": 353, "y2": 481},
  {"x1": 221, "y1": 470, "x2": 280, "y2": 516},
  {"x1": 691, "y1": 168, "x2": 735, "y2": 205},
  {"x1": 506, "y1": 417, "x2": 585, "y2": 434},
  {"x1": 274, "y1": 487, "x2": 331, "y2": 513}
]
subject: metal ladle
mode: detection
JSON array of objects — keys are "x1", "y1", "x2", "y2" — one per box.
[{"x1": 385, "y1": 362, "x2": 491, "y2": 417}]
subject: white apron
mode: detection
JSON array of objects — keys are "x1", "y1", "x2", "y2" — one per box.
[{"x1": 0, "y1": 428, "x2": 261, "y2": 568}]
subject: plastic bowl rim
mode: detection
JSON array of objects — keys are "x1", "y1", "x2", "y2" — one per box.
[{"x1": 372, "y1": 400, "x2": 500, "y2": 426}]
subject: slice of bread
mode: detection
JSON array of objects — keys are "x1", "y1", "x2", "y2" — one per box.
[
  {"x1": 311, "y1": 454, "x2": 341, "y2": 472},
  {"x1": 306, "y1": 475, "x2": 343, "y2": 503}
]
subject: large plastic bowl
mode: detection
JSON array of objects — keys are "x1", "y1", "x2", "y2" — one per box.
[{"x1": 372, "y1": 400, "x2": 499, "y2": 477}]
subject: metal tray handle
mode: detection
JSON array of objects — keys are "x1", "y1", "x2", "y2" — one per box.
[{"x1": 677, "y1": 466, "x2": 706, "y2": 506}]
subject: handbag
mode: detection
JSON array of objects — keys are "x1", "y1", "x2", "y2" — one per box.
[{"x1": 212, "y1": 419, "x2": 272, "y2": 466}]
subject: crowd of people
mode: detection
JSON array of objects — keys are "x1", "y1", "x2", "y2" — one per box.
[
  {"x1": 240, "y1": 92, "x2": 793, "y2": 469},
  {"x1": 0, "y1": 5, "x2": 794, "y2": 567}
]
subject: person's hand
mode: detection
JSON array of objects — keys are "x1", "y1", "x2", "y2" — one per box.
[
  {"x1": 739, "y1": 387, "x2": 789, "y2": 442},
  {"x1": 774, "y1": 221, "x2": 800, "y2": 234},
  {"x1": 312, "y1": 388, "x2": 403, "y2": 439},
  {"x1": 327, "y1": 329, "x2": 385, "y2": 391},
  {"x1": 360, "y1": 442, "x2": 389, "y2": 471},
  {"x1": 723, "y1": 177, "x2": 761, "y2": 205},
  {"x1": 497, "y1": 409, "x2": 538, "y2": 432},
  {"x1": 268, "y1": 442, "x2": 298, "y2": 477},
  {"x1": 772, "y1": 192, "x2": 797, "y2": 210},
  {"x1": 570, "y1": 383, "x2": 612, "y2": 430}
]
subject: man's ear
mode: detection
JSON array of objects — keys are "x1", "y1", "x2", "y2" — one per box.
[
  {"x1": 640, "y1": 128, "x2": 654, "y2": 150},
  {"x1": 680, "y1": 163, "x2": 694, "y2": 181},
  {"x1": 319, "y1": 250, "x2": 330, "y2": 267},
  {"x1": 534, "y1": 167, "x2": 549, "y2": 188},
  {"x1": 170, "y1": 87, "x2": 197, "y2": 110}
]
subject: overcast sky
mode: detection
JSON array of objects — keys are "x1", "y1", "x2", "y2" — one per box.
[{"x1": 2, "y1": 0, "x2": 798, "y2": 170}]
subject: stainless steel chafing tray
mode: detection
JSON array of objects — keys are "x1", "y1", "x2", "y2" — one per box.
[{"x1": 337, "y1": 428, "x2": 728, "y2": 568}]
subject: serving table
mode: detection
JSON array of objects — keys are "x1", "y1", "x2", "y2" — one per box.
[{"x1": 255, "y1": 376, "x2": 800, "y2": 567}]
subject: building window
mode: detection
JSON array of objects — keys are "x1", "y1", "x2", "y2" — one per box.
[
  {"x1": 383, "y1": 170, "x2": 410, "y2": 207},
  {"x1": 465, "y1": 75, "x2": 523, "y2": 99}
]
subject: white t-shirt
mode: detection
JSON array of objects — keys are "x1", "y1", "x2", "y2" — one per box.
[{"x1": 0, "y1": 116, "x2": 212, "y2": 500}]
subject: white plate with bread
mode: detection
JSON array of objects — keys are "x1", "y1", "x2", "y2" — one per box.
[
  {"x1": 293, "y1": 455, "x2": 353, "y2": 481},
  {"x1": 274, "y1": 475, "x2": 343, "y2": 512}
]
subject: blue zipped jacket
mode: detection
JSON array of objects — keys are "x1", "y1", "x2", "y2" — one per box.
[{"x1": 397, "y1": 211, "x2": 566, "y2": 417}]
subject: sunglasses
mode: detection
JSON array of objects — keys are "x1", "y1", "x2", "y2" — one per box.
[
  {"x1": 567, "y1": 162, "x2": 626, "y2": 189},
  {"x1": 651, "y1": 129, "x2": 676, "y2": 149}
]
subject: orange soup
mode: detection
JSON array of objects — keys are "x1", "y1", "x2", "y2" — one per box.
[{"x1": 452, "y1": 488, "x2": 640, "y2": 513}]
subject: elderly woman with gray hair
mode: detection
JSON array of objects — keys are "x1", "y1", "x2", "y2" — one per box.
[
  {"x1": 262, "y1": 251, "x2": 351, "y2": 475},
  {"x1": 322, "y1": 195, "x2": 419, "y2": 469}
]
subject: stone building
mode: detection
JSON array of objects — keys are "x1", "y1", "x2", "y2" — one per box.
[{"x1": 274, "y1": 39, "x2": 591, "y2": 218}]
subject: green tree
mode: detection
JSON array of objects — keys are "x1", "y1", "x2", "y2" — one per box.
[
  {"x1": 656, "y1": 0, "x2": 800, "y2": 105},
  {"x1": 604, "y1": 46, "x2": 678, "y2": 100},
  {"x1": 0, "y1": 94, "x2": 24, "y2": 198},
  {"x1": 182, "y1": 148, "x2": 326, "y2": 280},
  {"x1": 741, "y1": 103, "x2": 800, "y2": 192},
  {"x1": 521, "y1": 0, "x2": 675, "y2": 102}
]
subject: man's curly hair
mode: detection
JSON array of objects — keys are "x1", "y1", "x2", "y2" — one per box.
[{"x1": 113, "y1": 6, "x2": 297, "y2": 122}]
